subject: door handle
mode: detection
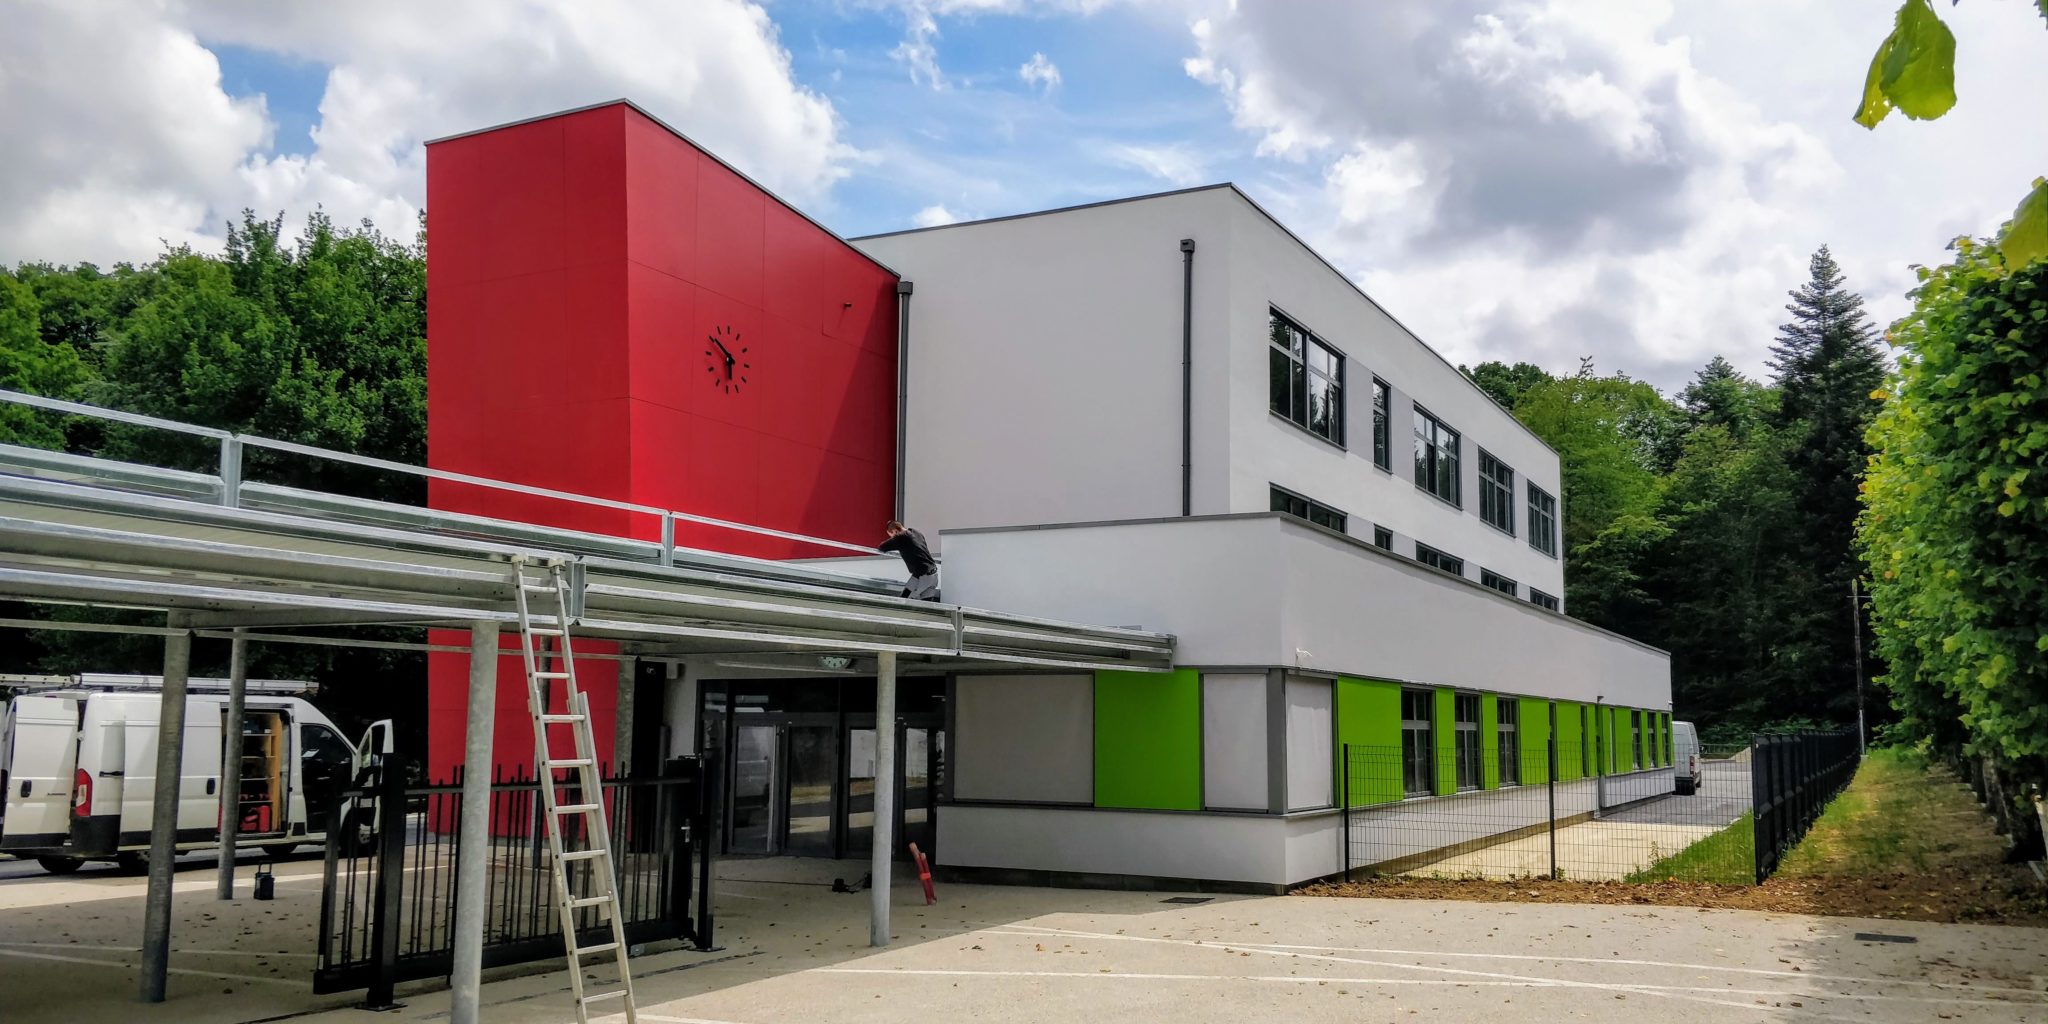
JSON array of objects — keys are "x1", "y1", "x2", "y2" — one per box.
[
  {"x1": 206, "y1": 778, "x2": 217, "y2": 796},
  {"x1": 17, "y1": 781, "x2": 28, "y2": 798}
]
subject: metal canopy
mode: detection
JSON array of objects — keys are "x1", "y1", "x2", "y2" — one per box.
[{"x1": 0, "y1": 392, "x2": 1174, "y2": 673}]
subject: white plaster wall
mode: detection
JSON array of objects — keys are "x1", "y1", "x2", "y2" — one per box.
[
  {"x1": 1202, "y1": 672, "x2": 1268, "y2": 811},
  {"x1": 1222, "y1": 197, "x2": 1567, "y2": 603},
  {"x1": 939, "y1": 804, "x2": 1291, "y2": 886},
  {"x1": 854, "y1": 189, "x2": 1238, "y2": 543},
  {"x1": 953, "y1": 674, "x2": 1094, "y2": 803},
  {"x1": 942, "y1": 515, "x2": 1670, "y2": 709}
]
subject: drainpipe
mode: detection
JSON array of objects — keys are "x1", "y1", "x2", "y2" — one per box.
[
  {"x1": 895, "y1": 280, "x2": 914, "y2": 522},
  {"x1": 1179, "y1": 238, "x2": 1196, "y2": 517}
]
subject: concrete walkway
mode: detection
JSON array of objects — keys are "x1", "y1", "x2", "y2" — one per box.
[{"x1": 5, "y1": 853, "x2": 2045, "y2": 1023}]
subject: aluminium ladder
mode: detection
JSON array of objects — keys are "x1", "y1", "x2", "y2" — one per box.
[{"x1": 511, "y1": 558, "x2": 638, "y2": 1024}]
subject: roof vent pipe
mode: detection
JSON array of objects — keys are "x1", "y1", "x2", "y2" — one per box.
[{"x1": 1180, "y1": 238, "x2": 1196, "y2": 517}]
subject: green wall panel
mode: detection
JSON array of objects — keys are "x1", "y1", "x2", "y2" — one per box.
[
  {"x1": 1336, "y1": 677, "x2": 1403, "y2": 807},
  {"x1": 1554, "y1": 701, "x2": 1583, "y2": 782},
  {"x1": 1480, "y1": 693, "x2": 1500, "y2": 789},
  {"x1": 1094, "y1": 669, "x2": 1202, "y2": 810},
  {"x1": 1518, "y1": 697, "x2": 1551, "y2": 785},
  {"x1": 1433, "y1": 688, "x2": 1457, "y2": 797}
]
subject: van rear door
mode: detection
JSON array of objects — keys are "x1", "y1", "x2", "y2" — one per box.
[{"x1": 1, "y1": 696, "x2": 81, "y2": 850}]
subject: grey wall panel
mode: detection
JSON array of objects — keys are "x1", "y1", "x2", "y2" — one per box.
[
  {"x1": 1285, "y1": 675, "x2": 1334, "y2": 811},
  {"x1": 953, "y1": 674, "x2": 1093, "y2": 803},
  {"x1": 1202, "y1": 672, "x2": 1268, "y2": 811}
]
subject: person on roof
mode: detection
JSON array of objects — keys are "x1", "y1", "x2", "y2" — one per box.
[{"x1": 879, "y1": 520, "x2": 939, "y2": 601}]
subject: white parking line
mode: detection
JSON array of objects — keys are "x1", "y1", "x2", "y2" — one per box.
[
  {"x1": 0, "y1": 939, "x2": 316, "y2": 958},
  {"x1": 0, "y1": 947, "x2": 308, "y2": 988}
]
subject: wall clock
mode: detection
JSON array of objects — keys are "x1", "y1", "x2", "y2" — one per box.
[{"x1": 704, "y1": 325, "x2": 751, "y2": 395}]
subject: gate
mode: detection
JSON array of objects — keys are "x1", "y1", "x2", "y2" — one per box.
[{"x1": 315, "y1": 755, "x2": 715, "y2": 999}]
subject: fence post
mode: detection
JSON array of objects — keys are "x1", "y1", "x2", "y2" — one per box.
[
  {"x1": 1547, "y1": 733, "x2": 1559, "y2": 880},
  {"x1": 665, "y1": 759, "x2": 693, "y2": 933},
  {"x1": 364, "y1": 753, "x2": 408, "y2": 1010},
  {"x1": 694, "y1": 746, "x2": 720, "y2": 951},
  {"x1": 1341, "y1": 743, "x2": 1352, "y2": 882}
]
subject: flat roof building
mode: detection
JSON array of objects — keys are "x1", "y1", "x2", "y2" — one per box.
[{"x1": 423, "y1": 100, "x2": 1672, "y2": 892}]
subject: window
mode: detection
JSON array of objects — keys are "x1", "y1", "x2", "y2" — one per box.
[
  {"x1": 1528, "y1": 484, "x2": 1558, "y2": 557},
  {"x1": 1373, "y1": 525, "x2": 1394, "y2": 550},
  {"x1": 1480, "y1": 569, "x2": 1517, "y2": 597},
  {"x1": 1271, "y1": 486, "x2": 1346, "y2": 532},
  {"x1": 1371, "y1": 378, "x2": 1390, "y2": 469},
  {"x1": 1269, "y1": 309, "x2": 1344, "y2": 444},
  {"x1": 1400, "y1": 689, "x2": 1434, "y2": 797},
  {"x1": 1632, "y1": 710, "x2": 1645, "y2": 769},
  {"x1": 1415, "y1": 543, "x2": 1464, "y2": 578},
  {"x1": 1581, "y1": 706, "x2": 1593, "y2": 776},
  {"x1": 1478, "y1": 451, "x2": 1516, "y2": 535},
  {"x1": 1530, "y1": 589, "x2": 1560, "y2": 612},
  {"x1": 1453, "y1": 693, "x2": 1481, "y2": 791},
  {"x1": 1412, "y1": 407, "x2": 1461, "y2": 505},
  {"x1": 1498, "y1": 700, "x2": 1520, "y2": 786}
]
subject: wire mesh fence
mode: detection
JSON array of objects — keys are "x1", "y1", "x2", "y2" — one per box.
[{"x1": 1342, "y1": 732, "x2": 1853, "y2": 885}]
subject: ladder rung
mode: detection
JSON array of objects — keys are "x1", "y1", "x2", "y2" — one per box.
[
  {"x1": 520, "y1": 582, "x2": 557, "y2": 593},
  {"x1": 534, "y1": 671, "x2": 571, "y2": 680},
  {"x1": 575, "y1": 942, "x2": 620, "y2": 957},
  {"x1": 540, "y1": 714, "x2": 585, "y2": 723},
  {"x1": 545, "y1": 758, "x2": 595, "y2": 769},
  {"x1": 561, "y1": 849, "x2": 609, "y2": 862},
  {"x1": 554, "y1": 803, "x2": 602, "y2": 815},
  {"x1": 582, "y1": 989, "x2": 629, "y2": 1004},
  {"x1": 527, "y1": 626, "x2": 565, "y2": 637},
  {"x1": 569, "y1": 895, "x2": 612, "y2": 908}
]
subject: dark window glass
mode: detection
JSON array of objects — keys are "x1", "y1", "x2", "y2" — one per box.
[
  {"x1": 1271, "y1": 486, "x2": 1346, "y2": 534},
  {"x1": 1268, "y1": 309, "x2": 1342, "y2": 444},
  {"x1": 1632, "y1": 710, "x2": 1645, "y2": 769},
  {"x1": 1453, "y1": 693, "x2": 1481, "y2": 791},
  {"x1": 1497, "y1": 700, "x2": 1520, "y2": 786},
  {"x1": 1401, "y1": 689, "x2": 1433, "y2": 797},
  {"x1": 1528, "y1": 484, "x2": 1558, "y2": 557},
  {"x1": 1581, "y1": 706, "x2": 1593, "y2": 776},
  {"x1": 1415, "y1": 543, "x2": 1464, "y2": 578},
  {"x1": 1480, "y1": 569, "x2": 1517, "y2": 597},
  {"x1": 1530, "y1": 589, "x2": 1560, "y2": 612},
  {"x1": 1412, "y1": 407, "x2": 1461, "y2": 505},
  {"x1": 1373, "y1": 526, "x2": 1393, "y2": 550},
  {"x1": 1371, "y1": 378, "x2": 1390, "y2": 469},
  {"x1": 1479, "y1": 451, "x2": 1515, "y2": 534}
]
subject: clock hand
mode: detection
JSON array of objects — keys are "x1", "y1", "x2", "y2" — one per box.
[{"x1": 710, "y1": 337, "x2": 735, "y2": 362}]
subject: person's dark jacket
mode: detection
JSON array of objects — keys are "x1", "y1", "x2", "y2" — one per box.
[{"x1": 880, "y1": 528, "x2": 938, "y2": 577}]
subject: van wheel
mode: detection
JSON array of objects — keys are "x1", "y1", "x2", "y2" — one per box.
[
  {"x1": 115, "y1": 851, "x2": 148, "y2": 875},
  {"x1": 37, "y1": 856, "x2": 85, "y2": 875},
  {"x1": 262, "y1": 844, "x2": 302, "y2": 861}
]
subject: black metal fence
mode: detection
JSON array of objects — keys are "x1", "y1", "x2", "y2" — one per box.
[
  {"x1": 1752, "y1": 731, "x2": 1861, "y2": 882},
  {"x1": 315, "y1": 756, "x2": 715, "y2": 1000},
  {"x1": 1341, "y1": 732, "x2": 1855, "y2": 885}
]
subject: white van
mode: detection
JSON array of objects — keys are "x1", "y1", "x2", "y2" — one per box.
[
  {"x1": 1672, "y1": 720, "x2": 1703, "y2": 795},
  {"x1": 0, "y1": 674, "x2": 392, "y2": 874}
]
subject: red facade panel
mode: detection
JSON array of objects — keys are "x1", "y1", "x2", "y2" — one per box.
[{"x1": 424, "y1": 101, "x2": 899, "y2": 783}]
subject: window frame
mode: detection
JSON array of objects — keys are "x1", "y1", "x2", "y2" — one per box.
[
  {"x1": 1268, "y1": 308, "x2": 1345, "y2": 446},
  {"x1": 1480, "y1": 569, "x2": 1518, "y2": 597},
  {"x1": 1412, "y1": 405, "x2": 1462, "y2": 507},
  {"x1": 1400, "y1": 689, "x2": 1435, "y2": 798},
  {"x1": 1497, "y1": 699, "x2": 1520, "y2": 787},
  {"x1": 1478, "y1": 449, "x2": 1516, "y2": 536},
  {"x1": 1453, "y1": 692, "x2": 1482, "y2": 792},
  {"x1": 1270, "y1": 485, "x2": 1348, "y2": 533},
  {"x1": 1372, "y1": 525, "x2": 1394, "y2": 551},
  {"x1": 1415, "y1": 543, "x2": 1464, "y2": 578},
  {"x1": 1528, "y1": 483, "x2": 1558, "y2": 558},
  {"x1": 1632, "y1": 710, "x2": 1645, "y2": 770},
  {"x1": 1529, "y1": 589, "x2": 1560, "y2": 612},
  {"x1": 1371, "y1": 377, "x2": 1390, "y2": 471},
  {"x1": 1581, "y1": 705, "x2": 1593, "y2": 777}
]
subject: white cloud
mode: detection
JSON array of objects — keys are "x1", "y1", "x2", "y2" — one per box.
[
  {"x1": 891, "y1": 6, "x2": 948, "y2": 90},
  {"x1": 912, "y1": 203, "x2": 961, "y2": 227},
  {"x1": 0, "y1": 0, "x2": 851, "y2": 266},
  {"x1": 1108, "y1": 143, "x2": 1206, "y2": 187},
  {"x1": 1019, "y1": 52, "x2": 1062, "y2": 91}
]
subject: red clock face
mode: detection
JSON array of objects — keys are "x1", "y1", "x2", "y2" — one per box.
[{"x1": 703, "y1": 325, "x2": 751, "y2": 395}]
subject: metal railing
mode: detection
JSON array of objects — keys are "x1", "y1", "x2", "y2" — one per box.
[
  {"x1": 0, "y1": 387, "x2": 886, "y2": 571},
  {"x1": 315, "y1": 756, "x2": 715, "y2": 1000},
  {"x1": 1751, "y1": 731, "x2": 1860, "y2": 883}
]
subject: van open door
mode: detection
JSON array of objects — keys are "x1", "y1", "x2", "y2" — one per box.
[
  {"x1": 354, "y1": 720, "x2": 394, "y2": 780},
  {"x1": 1, "y1": 696, "x2": 81, "y2": 851}
]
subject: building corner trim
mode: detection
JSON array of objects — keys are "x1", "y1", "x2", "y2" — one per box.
[{"x1": 1179, "y1": 238, "x2": 1196, "y2": 517}]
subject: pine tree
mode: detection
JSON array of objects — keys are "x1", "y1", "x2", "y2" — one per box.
[{"x1": 1766, "y1": 246, "x2": 1888, "y2": 721}]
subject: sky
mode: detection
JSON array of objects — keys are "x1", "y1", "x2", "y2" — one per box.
[{"x1": 3, "y1": 0, "x2": 2044, "y2": 392}]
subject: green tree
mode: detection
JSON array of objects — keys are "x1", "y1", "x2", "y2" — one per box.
[
  {"x1": 1461, "y1": 360, "x2": 1551, "y2": 410},
  {"x1": 1678, "y1": 355, "x2": 1773, "y2": 437},
  {"x1": 0, "y1": 270, "x2": 91, "y2": 448},
  {"x1": 1860, "y1": 241, "x2": 2048, "y2": 855}
]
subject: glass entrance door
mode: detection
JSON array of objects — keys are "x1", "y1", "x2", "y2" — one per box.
[
  {"x1": 784, "y1": 724, "x2": 837, "y2": 858},
  {"x1": 728, "y1": 724, "x2": 781, "y2": 855}
]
